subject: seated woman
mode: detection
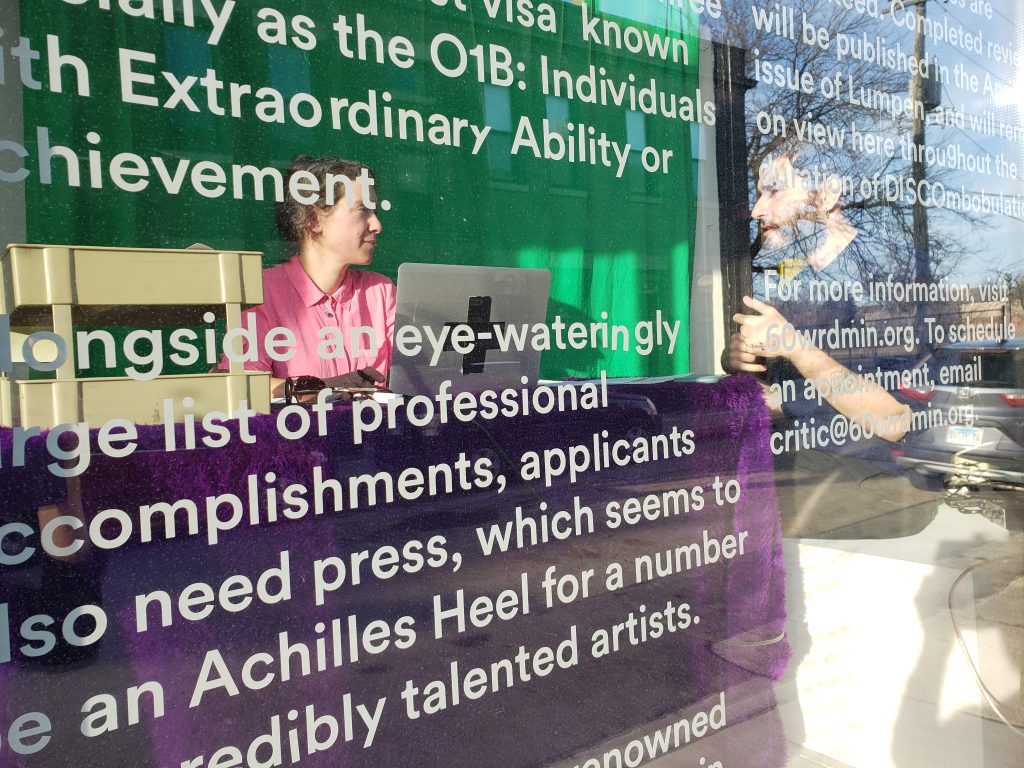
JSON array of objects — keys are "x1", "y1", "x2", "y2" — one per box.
[{"x1": 239, "y1": 155, "x2": 395, "y2": 400}]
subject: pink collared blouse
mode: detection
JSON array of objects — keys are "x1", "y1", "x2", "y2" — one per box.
[{"x1": 240, "y1": 256, "x2": 395, "y2": 379}]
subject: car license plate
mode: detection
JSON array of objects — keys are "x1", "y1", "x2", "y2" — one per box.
[{"x1": 947, "y1": 426, "x2": 983, "y2": 446}]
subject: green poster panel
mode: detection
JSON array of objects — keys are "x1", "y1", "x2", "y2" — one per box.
[{"x1": 17, "y1": 0, "x2": 701, "y2": 377}]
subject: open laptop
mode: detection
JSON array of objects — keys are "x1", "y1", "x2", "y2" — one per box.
[{"x1": 389, "y1": 264, "x2": 551, "y2": 395}]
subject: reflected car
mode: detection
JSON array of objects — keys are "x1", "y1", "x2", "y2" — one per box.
[{"x1": 893, "y1": 339, "x2": 1024, "y2": 486}]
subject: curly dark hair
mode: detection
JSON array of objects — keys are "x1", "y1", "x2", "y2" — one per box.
[{"x1": 276, "y1": 155, "x2": 377, "y2": 245}]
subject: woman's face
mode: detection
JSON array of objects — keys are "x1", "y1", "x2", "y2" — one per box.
[{"x1": 308, "y1": 181, "x2": 382, "y2": 267}]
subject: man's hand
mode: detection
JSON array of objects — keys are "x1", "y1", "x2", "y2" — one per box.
[
  {"x1": 728, "y1": 295, "x2": 792, "y2": 372},
  {"x1": 727, "y1": 332, "x2": 768, "y2": 374},
  {"x1": 729, "y1": 296, "x2": 910, "y2": 441}
]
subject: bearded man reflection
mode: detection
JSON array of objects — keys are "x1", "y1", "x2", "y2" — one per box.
[
  {"x1": 728, "y1": 153, "x2": 911, "y2": 462},
  {"x1": 751, "y1": 153, "x2": 856, "y2": 275}
]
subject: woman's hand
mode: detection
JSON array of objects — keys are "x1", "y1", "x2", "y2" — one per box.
[
  {"x1": 322, "y1": 367, "x2": 388, "y2": 400},
  {"x1": 323, "y1": 367, "x2": 385, "y2": 390}
]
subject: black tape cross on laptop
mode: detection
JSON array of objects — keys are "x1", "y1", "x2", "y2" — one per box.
[{"x1": 390, "y1": 264, "x2": 551, "y2": 396}]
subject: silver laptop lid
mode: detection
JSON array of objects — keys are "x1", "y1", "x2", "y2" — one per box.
[{"x1": 390, "y1": 264, "x2": 551, "y2": 395}]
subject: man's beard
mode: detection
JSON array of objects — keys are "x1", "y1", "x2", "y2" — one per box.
[{"x1": 753, "y1": 217, "x2": 831, "y2": 275}]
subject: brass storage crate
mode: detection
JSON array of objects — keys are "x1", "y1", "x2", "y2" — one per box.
[{"x1": 1, "y1": 244, "x2": 270, "y2": 428}]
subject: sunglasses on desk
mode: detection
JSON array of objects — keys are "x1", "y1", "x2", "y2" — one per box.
[{"x1": 283, "y1": 373, "x2": 382, "y2": 404}]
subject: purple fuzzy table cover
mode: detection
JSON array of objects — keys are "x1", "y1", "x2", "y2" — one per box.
[{"x1": 0, "y1": 376, "x2": 789, "y2": 768}]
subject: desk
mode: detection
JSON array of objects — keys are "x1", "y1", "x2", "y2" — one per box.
[{"x1": 0, "y1": 377, "x2": 788, "y2": 768}]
